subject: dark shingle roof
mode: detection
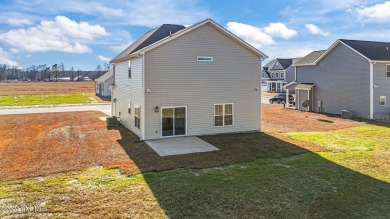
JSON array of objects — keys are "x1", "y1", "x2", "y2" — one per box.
[
  {"x1": 112, "y1": 24, "x2": 186, "y2": 62},
  {"x1": 277, "y1": 59, "x2": 293, "y2": 69},
  {"x1": 294, "y1": 50, "x2": 326, "y2": 66},
  {"x1": 340, "y1": 39, "x2": 390, "y2": 61}
]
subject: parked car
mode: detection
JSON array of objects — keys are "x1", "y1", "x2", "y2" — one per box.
[{"x1": 269, "y1": 94, "x2": 294, "y2": 104}]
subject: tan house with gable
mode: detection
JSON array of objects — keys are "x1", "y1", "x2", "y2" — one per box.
[{"x1": 110, "y1": 19, "x2": 267, "y2": 140}]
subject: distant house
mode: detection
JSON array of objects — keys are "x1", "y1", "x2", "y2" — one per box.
[
  {"x1": 110, "y1": 19, "x2": 267, "y2": 140},
  {"x1": 95, "y1": 69, "x2": 113, "y2": 97},
  {"x1": 262, "y1": 58, "x2": 300, "y2": 92},
  {"x1": 73, "y1": 75, "x2": 92, "y2": 81},
  {"x1": 286, "y1": 39, "x2": 390, "y2": 120}
]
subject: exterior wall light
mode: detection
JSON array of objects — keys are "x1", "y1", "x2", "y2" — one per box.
[{"x1": 155, "y1": 106, "x2": 159, "y2": 113}]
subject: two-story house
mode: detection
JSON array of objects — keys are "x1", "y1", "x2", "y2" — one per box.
[
  {"x1": 262, "y1": 58, "x2": 300, "y2": 92},
  {"x1": 288, "y1": 39, "x2": 390, "y2": 120},
  {"x1": 110, "y1": 19, "x2": 267, "y2": 140}
]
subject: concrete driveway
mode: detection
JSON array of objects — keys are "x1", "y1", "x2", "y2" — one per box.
[{"x1": 0, "y1": 104, "x2": 111, "y2": 115}]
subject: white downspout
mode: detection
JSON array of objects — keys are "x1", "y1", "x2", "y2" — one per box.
[{"x1": 369, "y1": 61, "x2": 374, "y2": 119}]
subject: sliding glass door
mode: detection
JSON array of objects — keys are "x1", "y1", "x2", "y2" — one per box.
[{"x1": 162, "y1": 107, "x2": 186, "y2": 137}]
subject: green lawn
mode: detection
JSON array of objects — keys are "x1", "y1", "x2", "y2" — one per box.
[
  {"x1": 0, "y1": 93, "x2": 95, "y2": 106},
  {"x1": 0, "y1": 125, "x2": 389, "y2": 218},
  {"x1": 286, "y1": 125, "x2": 390, "y2": 182}
]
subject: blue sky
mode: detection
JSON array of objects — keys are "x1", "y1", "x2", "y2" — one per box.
[{"x1": 0, "y1": 0, "x2": 389, "y2": 70}]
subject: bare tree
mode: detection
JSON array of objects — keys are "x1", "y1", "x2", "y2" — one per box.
[
  {"x1": 69, "y1": 66, "x2": 74, "y2": 81},
  {"x1": 96, "y1": 65, "x2": 102, "y2": 78},
  {"x1": 76, "y1": 68, "x2": 82, "y2": 81},
  {"x1": 103, "y1": 62, "x2": 111, "y2": 72}
]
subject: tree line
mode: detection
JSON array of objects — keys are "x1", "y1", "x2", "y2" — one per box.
[{"x1": 0, "y1": 63, "x2": 111, "y2": 82}]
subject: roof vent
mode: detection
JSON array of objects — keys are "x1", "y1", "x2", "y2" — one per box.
[
  {"x1": 387, "y1": 47, "x2": 389, "y2": 51},
  {"x1": 169, "y1": 31, "x2": 172, "y2": 36}
]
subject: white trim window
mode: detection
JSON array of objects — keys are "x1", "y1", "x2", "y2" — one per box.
[
  {"x1": 197, "y1": 56, "x2": 213, "y2": 62},
  {"x1": 281, "y1": 72, "x2": 284, "y2": 78},
  {"x1": 276, "y1": 72, "x2": 279, "y2": 78},
  {"x1": 214, "y1": 103, "x2": 234, "y2": 127},
  {"x1": 271, "y1": 73, "x2": 275, "y2": 78},
  {"x1": 380, "y1": 96, "x2": 386, "y2": 106},
  {"x1": 135, "y1": 105, "x2": 141, "y2": 129},
  {"x1": 387, "y1": 65, "x2": 390, "y2": 78}
]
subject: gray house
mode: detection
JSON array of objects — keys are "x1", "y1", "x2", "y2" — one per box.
[
  {"x1": 110, "y1": 19, "x2": 267, "y2": 140},
  {"x1": 287, "y1": 39, "x2": 390, "y2": 120},
  {"x1": 95, "y1": 69, "x2": 113, "y2": 97},
  {"x1": 262, "y1": 58, "x2": 300, "y2": 92}
]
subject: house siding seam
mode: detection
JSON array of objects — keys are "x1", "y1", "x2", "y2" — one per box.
[
  {"x1": 112, "y1": 57, "x2": 143, "y2": 138},
  {"x1": 373, "y1": 63, "x2": 390, "y2": 119},
  {"x1": 295, "y1": 43, "x2": 370, "y2": 118},
  {"x1": 144, "y1": 23, "x2": 261, "y2": 140}
]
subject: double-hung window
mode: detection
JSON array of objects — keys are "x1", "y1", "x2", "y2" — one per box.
[
  {"x1": 380, "y1": 96, "x2": 386, "y2": 106},
  {"x1": 214, "y1": 104, "x2": 234, "y2": 126},
  {"x1": 387, "y1": 65, "x2": 390, "y2": 78},
  {"x1": 281, "y1": 72, "x2": 284, "y2": 78},
  {"x1": 135, "y1": 105, "x2": 141, "y2": 129}
]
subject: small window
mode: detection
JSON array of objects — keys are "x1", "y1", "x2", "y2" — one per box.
[
  {"x1": 197, "y1": 56, "x2": 213, "y2": 62},
  {"x1": 380, "y1": 96, "x2": 386, "y2": 106},
  {"x1": 271, "y1": 73, "x2": 274, "y2": 78},
  {"x1": 281, "y1": 72, "x2": 284, "y2": 78},
  {"x1": 128, "y1": 61, "x2": 131, "y2": 78},
  {"x1": 262, "y1": 72, "x2": 265, "y2": 78},
  {"x1": 128, "y1": 102, "x2": 131, "y2": 114},
  {"x1": 276, "y1": 73, "x2": 279, "y2": 78},
  {"x1": 276, "y1": 62, "x2": 279, "y2": 66},
  {"x1": 135, "y1": 106, "x2": 141, "y2": 129},
  {"x1": 214, "y1": 103, "x2": 234, "y2": 127},
  {"x1": 387, "y1": 65, "x2": 390, "y2": 78}
]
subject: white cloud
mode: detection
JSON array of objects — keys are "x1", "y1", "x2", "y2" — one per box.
[
  {"x1": 264, "y1": 22, "x2": 297, "y2": 39},
  {"x1": 7, "y1": 18, "x2": 33, "y2": 26},
  {"x1": 305, "y1": 24, "x2": 330, "y2": 36},
  {"x1": 0, "y1": 48, "x2": 18, "y2": 66},
  {"x1": 226, "y1": 22, "x2": 275, "y2": 49},
  {"x1": 348, "y1": 1, "x2": 390, "y2": 23},
  {"x1": 12, "y1": 0, "x2": 210, "y2": 28},
  {"x1": 0, "y1": 16, "x2": 108, "y2": 53},
  {"x1": 97, "y1": 55, "x2": 111, "y2": 62}
]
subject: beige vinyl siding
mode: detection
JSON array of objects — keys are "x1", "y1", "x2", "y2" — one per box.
[
  {"x1": 112, "y1": 57, "x2": 143, "y2": 138},
  {"x1": 144, "y1": 23, "x2": 261, "y2": 140}
]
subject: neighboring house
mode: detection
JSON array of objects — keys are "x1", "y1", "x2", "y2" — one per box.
[
  {"x1": 95, "y1": 69, "x2": 114, "y2": 97},
  {"x1": 110, "y1": 19, "x2": 267, "y2": 140},
  {"x1": 262, "y1": 58, "x2": 300, "y2": 92},
  {"x1": 287, "y1": 39, "x2": 390, "y2": 120}
]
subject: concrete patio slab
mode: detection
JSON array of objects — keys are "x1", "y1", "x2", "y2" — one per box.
[{"x1": 145, "y1": 136, "x2": 219, "y2": 157}]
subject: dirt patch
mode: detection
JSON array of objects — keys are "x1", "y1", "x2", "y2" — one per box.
[
  {"x1": 0, "y1": 111, "x2": 320, "y2": 180},
  {"x1": 262, "y1": 104, "x2": 366, "y2": 133},
  {"x1": 0, "y1": 111, "x2": 130, "y2": 180},
  {"x1": 0, "y1": 82, "x2": 95, "y2": 96}
]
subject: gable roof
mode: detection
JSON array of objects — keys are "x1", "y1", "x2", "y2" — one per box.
[
  {"x1": 264, "y1": 58, "x2": 297, "y2": 70},
  {"x1": 340, "y1": 39, "x2": 390, "y2": 61},
  {"x1": 95, "y1": 69, "x2": 113, "y2": 83},
  {"x1": 111, "y1": 19, "x2": 267, "y2": 63},
  {"x1": 294, "y1": 50, "x2": 326, "y2": 66},
  {"x1": 111, "y1": 24, "x2": 185, "y2": 63}
]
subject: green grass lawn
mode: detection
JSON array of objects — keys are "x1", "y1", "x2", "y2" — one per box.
[
  {"x1": 286, "y1": 125, "x2": 390, "y2": 182},
  {"x1": 0, "y1": 125, "x2": 389, "y2": 218},
  {"x1": 0, "y1": 93, "x2": 95, "y2": 106}
]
